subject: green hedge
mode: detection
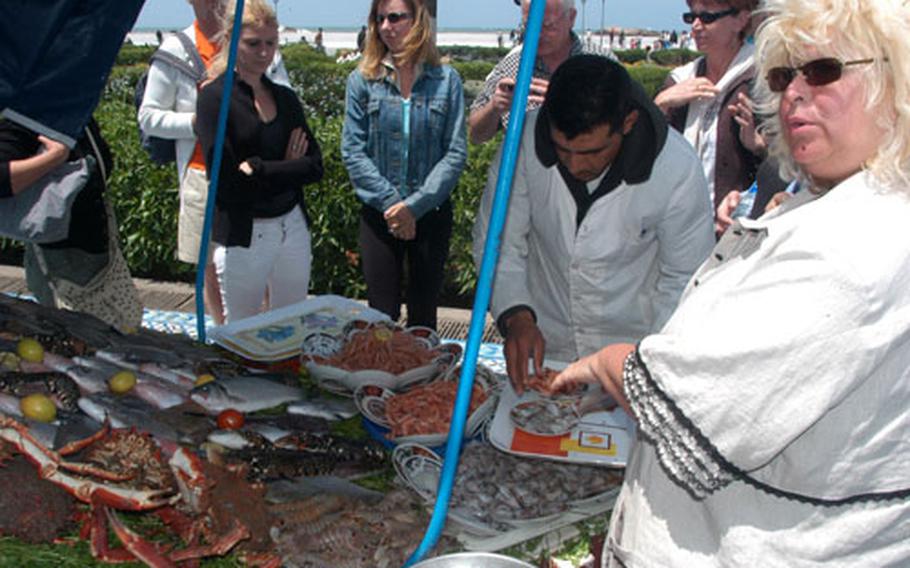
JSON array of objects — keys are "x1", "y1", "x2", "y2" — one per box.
[{"x1": 3, "y1": 46, "x2": 673, "y2": 305}]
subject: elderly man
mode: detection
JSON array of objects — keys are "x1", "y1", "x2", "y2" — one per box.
[
  {"x1": 467, "y1": 0, "x2": 614, "y2": 145},
  {"x1": 474, "y1": 55, "x2": 714, "y2": 391}
]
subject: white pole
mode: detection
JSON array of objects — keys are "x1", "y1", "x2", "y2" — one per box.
[{"x1": 600, "y1": 0, "x2": 605, "y2": 49}]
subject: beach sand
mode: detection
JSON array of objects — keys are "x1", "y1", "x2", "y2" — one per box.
[{"x1": 128, "y1": 28, "x2": 655, "y2": 54}]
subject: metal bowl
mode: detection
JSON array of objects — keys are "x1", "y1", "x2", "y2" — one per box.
[{"x1": 411, "y1": 552, "x2": 535, "y2": 568}]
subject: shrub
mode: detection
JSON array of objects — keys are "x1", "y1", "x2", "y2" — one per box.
[
  {"x1": 627, "y1": 65, "x2": 672, "y2": 98},
  {"x1": 116, "y1": 44, "x2": 155, "y2": 67},
  {"x1": 450, "y1": 60, "x2": 494, "y2": 82},
  {"x1": 650, "y1": 48, "x2": 700, "y2": 67}
]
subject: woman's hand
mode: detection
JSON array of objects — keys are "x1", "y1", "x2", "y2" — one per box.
[
  {"x1": 728, "y1": 92, "x2": 766, "y2": 154},
  {"x1": 715, "y1": 189, "x2": 742, "y2": 235},
  {"x1": 383, "y1": 202, "x2": 416, "y2": 240},
  {"x1": 655, "y1": 78, "x2": 719, "y2": 112},
  {"x1": 765, "y1": 191, "x2": 791, "y2": 213},
  {"x1": 550, "y1": 343, "x2": 636, "y2": 417},
  {"x1": 284, "y1": 127, "x2": 309, "y2": 160}
]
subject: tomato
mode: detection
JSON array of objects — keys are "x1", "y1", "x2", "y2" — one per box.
[
  {"x1": 20, "y1": 393, "x2": 57, "y2": 422},
  {"x1": 16, "y1": 338, "x2": 44, "y2": 363},
  {"x1": 216, "y1": 409, "x2": 245, "y2": 430},
  {"x1": 109, "y1": 370, "x2": 137, "y2": 394}
]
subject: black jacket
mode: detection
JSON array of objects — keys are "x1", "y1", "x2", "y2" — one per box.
[{"x1": 196, "y1": 73, "x2": 323, "y2": 247}]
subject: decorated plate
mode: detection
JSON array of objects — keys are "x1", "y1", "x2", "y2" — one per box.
[
  {"x1": 300, "y1": 322, "x2": 461, "y2": 396},
  {"x1": 353, "y1": 364, "x2": 499, "y2": 446},
  {"x1": 392, "y1": 443, "x2": 503, "y2": 537}
]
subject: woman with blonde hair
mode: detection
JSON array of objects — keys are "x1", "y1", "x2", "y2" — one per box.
[
  {"x1": 341, "y1": 0, "x2": 467, "y2": 330},
  {"x1": 138, "y1": 0, "x2": 288, "y2": 325},
  {"x1": 553, "y1": 0, "x2": 910, "y2": 565},
  {"x1": 195, "y1": 0, "x2": 323, "y2": 322}
]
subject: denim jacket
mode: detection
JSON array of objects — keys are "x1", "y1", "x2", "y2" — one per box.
[{"x1": 341, "y1": 63, "x2": 467, "y2": 219}]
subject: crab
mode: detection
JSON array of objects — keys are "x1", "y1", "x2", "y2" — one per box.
[{"x1": 0, "y1": 415, "x2": 262, "y2": 567}]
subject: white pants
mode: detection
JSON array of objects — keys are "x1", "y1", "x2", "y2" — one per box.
[{"x1": 213, "y1": 207, "x2": 311, "y2": 323}]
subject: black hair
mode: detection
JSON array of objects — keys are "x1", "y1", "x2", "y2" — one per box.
[{"x1": 543, "y1": 54, "x2": 633, "y2": 139}]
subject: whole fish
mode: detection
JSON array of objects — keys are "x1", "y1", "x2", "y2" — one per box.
[
  {"x1": 73, "y1": 356, "x2": 186, "y2": 409},
  {"x1": 62, "y1": 364, "x2": 109, "y2": 394},
  {"x1": 287, "y1": 397, "x2": 358, "y2": 421},
  {"x1": 190, "y1": 375, "x2": 304, "y2": 414},
  {"x1": 208, "y1": 423, "x2": 292, "y2": 450},
  {"x1": 77, "y1": 393, "x2": 179, "y2": 442}
]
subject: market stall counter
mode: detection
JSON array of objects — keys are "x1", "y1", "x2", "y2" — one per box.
[{"x1": 0, "y1": 293, "x2": 626, "y2": 566}]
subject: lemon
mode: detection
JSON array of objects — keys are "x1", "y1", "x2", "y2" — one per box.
[
  {"x1": 16, "y1": 338, "x2": 44, "y2": 363},
  {"x1": 109, "y1": 370, "x2": 137, "y2": 394},
  {"x1": 0, "y1": 352, "x2": 20, "y2": 370},
  {"x1": 20, "y1": 393, "x2": 57, "y2": 422},
  {"x1": 373, "y1": 328, "x2": 393, "y2": 342},
  {"x1": 194, "y1": 373, "x2": 216, "y2": 387}
]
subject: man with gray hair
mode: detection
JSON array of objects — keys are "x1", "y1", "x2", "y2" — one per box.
[{"x1": 467, "y1": 0, "x2": 614, "y2": 144}]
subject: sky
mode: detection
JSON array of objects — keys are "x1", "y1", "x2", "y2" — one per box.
[{"x1": 134, "y1": 0, "x2": 688, "y2": 33}]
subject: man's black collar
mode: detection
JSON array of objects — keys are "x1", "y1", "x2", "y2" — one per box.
[{"x1": 534, "y1": 80, "x2": 670, "y2": 227}]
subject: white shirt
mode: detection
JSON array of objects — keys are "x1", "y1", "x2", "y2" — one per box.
[
  {"x1": 473, "y1": 110, "x2": 715, "y2": 362},
  {"x1": 609, "y1": 171, "x2": 910, "y2": 567}
]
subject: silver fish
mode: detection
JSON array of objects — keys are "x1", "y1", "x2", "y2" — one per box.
[
  {"x1": 0, "y1": 393, "x2": 22, "y2": 417},
  {"x1": 190, "y1": 375, "x2": 304, "y2": 414},
  {"x1": 287, "y1": 397, "x2": 357, "y2": 421},
  {"x1": 77, "y1": 393, "x2": 179, "y2": 442},
  {"x1": 73, "y1": 356, "x2": 186, "y2": 409},
  {"x1": 62, "y1": 364, "x2": 109, "y2": 394}
]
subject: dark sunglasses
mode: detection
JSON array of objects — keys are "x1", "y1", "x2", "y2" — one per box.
[
  {"x1": 376, "y1": 11, "x2": 411, "y2": 25},
  {"x1": 766, "y1": 57, "x2": 876, "y2": 92},
  {"x1": 682, "y1": 8, "x2": 738, "y2": 24}
]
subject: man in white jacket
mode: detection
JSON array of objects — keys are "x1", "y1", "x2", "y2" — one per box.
[
  {"x1": 137, "y1": 0, "x2": 287, "y2": 324},
  {"x1": 474, "y1": 55, "x2": 714, "y2": 392}
]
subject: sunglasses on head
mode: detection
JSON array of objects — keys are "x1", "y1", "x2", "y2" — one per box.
[
  {"x1": 376, "y1": 11, "x2": 411, "y2": 25},
  {"x1": 682, "y1": 7, "x2": 738, "y2": 24},
  {"x1": 766, "y1": 57, "x2": 876, "y2": 92}
]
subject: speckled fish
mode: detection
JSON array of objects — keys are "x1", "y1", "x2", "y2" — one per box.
[
  {"x1": 190, "y1": 375, "x2": 304, "y2": 414},
  {"x1": 207, "y1": 423, "x2": 293, "y2": 450}
]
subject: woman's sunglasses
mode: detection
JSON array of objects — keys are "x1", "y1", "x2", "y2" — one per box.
[
  {"x1": 376, "y1": 12, "x2": 411, "y2": 25},
  {"x1": 682, "y1": 8, "x2": 738, "y2": 24},
  {"x1": 766, "y1": 57, "x2": 875, "y2": 92}
]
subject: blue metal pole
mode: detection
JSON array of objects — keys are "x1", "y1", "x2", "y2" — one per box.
[
  {"x1": 195, "y1": 0, "x2": 246, "y2": 342},
  {"x1": 403, "y1": 0, "x2": 545, "y2": 564}
]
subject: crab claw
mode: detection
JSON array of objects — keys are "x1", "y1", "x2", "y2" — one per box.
[{"x1": 169, "y1": 447, "x2": 209, "y2": 514}]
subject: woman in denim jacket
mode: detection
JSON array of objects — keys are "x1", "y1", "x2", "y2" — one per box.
[{"x1": 341, "y1": 0, "x2": 467, "y2": 330}]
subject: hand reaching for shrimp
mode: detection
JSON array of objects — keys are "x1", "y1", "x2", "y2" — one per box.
[{"x1": 550, "y1": 343, "x2": 636, "y2": 418}]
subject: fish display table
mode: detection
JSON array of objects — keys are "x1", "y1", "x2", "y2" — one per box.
[{"x1": 0, "y1": 294, "x2": 615, "y2": 566}]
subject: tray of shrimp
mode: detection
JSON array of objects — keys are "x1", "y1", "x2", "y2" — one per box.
[
  {"x1": 299, "y1": 320, "x2": 462, "y2": 396},
  {"x1": 353, "y1": 363, "x2": 500, "y2": 447}
]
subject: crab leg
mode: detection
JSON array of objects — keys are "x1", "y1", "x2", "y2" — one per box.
[
  {"x1": 168, "y1": 518, "x2": 249, "y2": 563},
  {"x1": 57, "y1": 419, "x2": 112, "y2": 456},
  {"x1": 104, "y1": 506, "x2": 176, "y2": 568}
]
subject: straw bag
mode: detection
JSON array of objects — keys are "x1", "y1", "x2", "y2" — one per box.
[{"x1": 38, "y1": 200, "x2": 143, "y2": 333}]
